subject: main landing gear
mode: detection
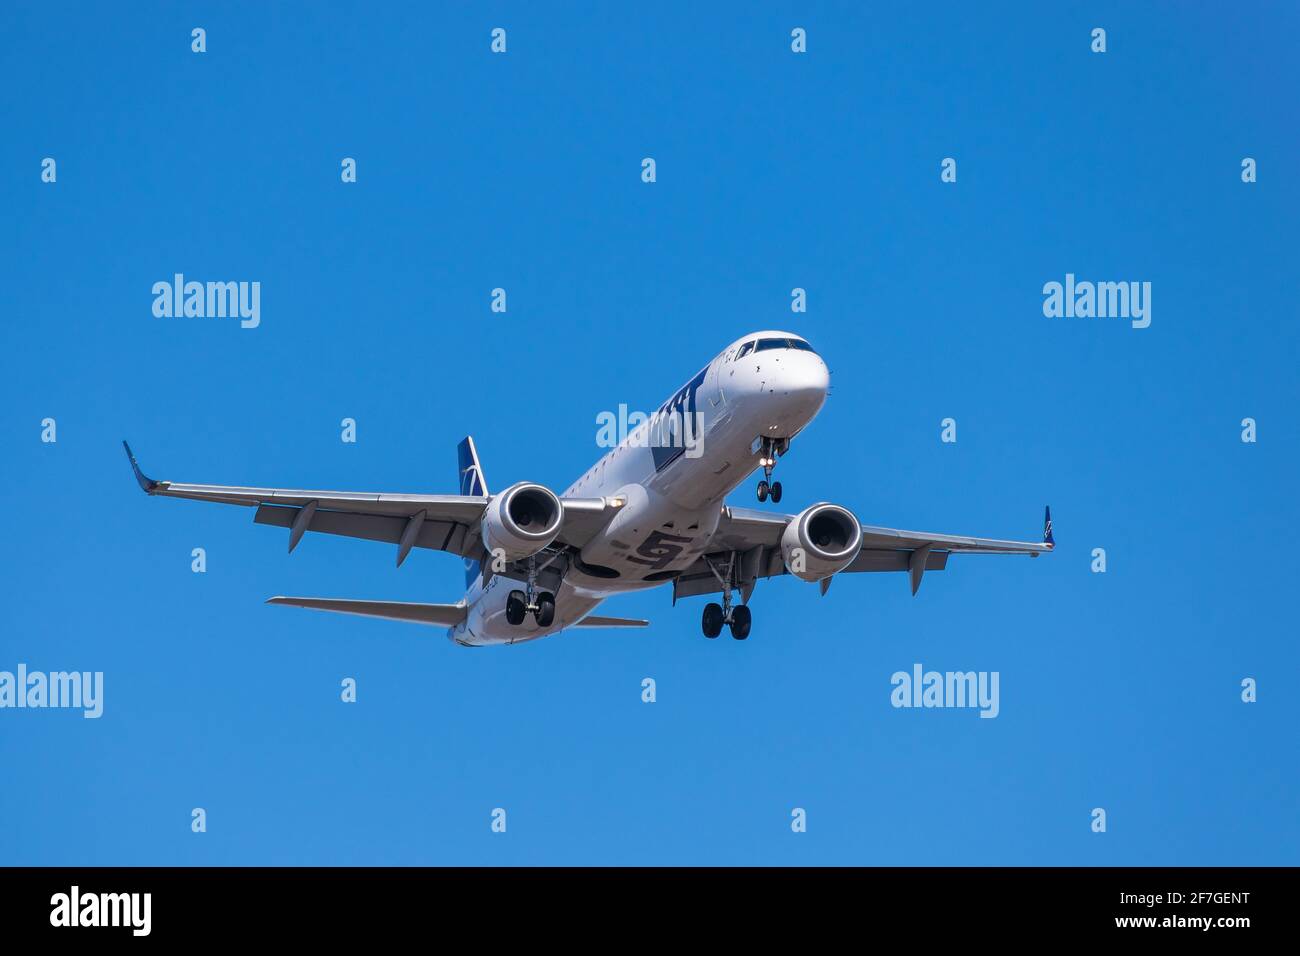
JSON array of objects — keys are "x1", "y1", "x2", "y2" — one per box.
[
  {"x1": 702, "y1": 602, "x2": 751, "y2": 640},
  {"x1": 506, "y1": 553, "x2": 556, "y2": 627},
  {"x1": 700, "y1": 553, "x2": 752, "y2": 640},
  {"x1": 756, "y1": 437, "x2": 784, "y2": 503},
  {"x1": 506, "y1": 590, "x2": 554, "y2": 627}
]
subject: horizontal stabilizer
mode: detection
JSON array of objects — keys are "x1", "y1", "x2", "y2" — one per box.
[
  {"x1": 572, "y1": 614, "x2": 649, "y2": 628},
  {"x1": 266, "y1": 596, "x2": 466, "y2": 626}
]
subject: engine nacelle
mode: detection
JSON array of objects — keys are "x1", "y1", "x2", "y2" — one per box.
[
  {"x1": 481, "y1": 482, "x2": 564, "y2": 562},
  {"x1": 781, "y1": 503, "x2": 862, "y2": 582}
]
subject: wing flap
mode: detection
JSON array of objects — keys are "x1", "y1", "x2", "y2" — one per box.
[
  {"x1": 843, "y1": 548, "x2": 950, "y2": 573},
  {"x1": 254, "y1": 505, "x2": 471, "y2": 557}
]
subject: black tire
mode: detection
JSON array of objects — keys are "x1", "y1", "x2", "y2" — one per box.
[
  {"x1": 535, "y1": 592, "x2": 556, "y2": 628},
  {"x1": 506, "y1": 590, "x2": 527, "y2": 626},
  {"x1": 770, "y1": 481, "x2": 783, "y2": 504},
  {"x1": 757, "y1": 480, "x2": 769, "y2": 502},
  {"x1": 702, "y1": 602, "x2": 724, "y2": 638},
  {"x1": 730, "y1": 604, "x2": 752, "y2": 640}
]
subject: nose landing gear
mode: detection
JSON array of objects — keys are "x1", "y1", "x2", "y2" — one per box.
[{"x1": 755, "y1": 437, "x2": 785, "y2": 503}]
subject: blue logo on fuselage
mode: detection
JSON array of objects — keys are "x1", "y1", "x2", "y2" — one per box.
[{"x1": 650, "y1": 366, "x2": 708, "y2": 474}]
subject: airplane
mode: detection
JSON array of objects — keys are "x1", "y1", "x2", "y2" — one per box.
[{"x1": 122, "y1": 330, "x2": 1053, "y2": 646}]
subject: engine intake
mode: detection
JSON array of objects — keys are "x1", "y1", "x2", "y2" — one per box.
[
  {"x1": 781, "y1": 503, "x2": 862, "y2": 582},
  {"x1": 481, "y1": 482, "x2": 563, "y2": 562}
]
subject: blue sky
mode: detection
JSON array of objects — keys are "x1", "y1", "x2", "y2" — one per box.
[{"x1": 2, "y1": 2, "x2": 1296, "y2": 865}]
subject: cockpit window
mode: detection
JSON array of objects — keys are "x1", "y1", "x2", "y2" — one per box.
[
  {"x1": 735, "y1": 341, "x2": 755, "y2": 359},
  {"x1": 754, "y1": 337, "x2": 817, "y2": 354}
]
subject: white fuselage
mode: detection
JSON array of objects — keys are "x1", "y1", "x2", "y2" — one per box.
[{"x1": 448, "y1": 331, "x2": 830, "y2": 646}]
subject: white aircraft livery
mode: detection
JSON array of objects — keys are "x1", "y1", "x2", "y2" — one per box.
[{"x1": 123, "y1": 331, "x2": 1053, "y2": 645}]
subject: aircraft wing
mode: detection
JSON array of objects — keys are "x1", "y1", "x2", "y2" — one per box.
[
  {"x1": 674, "y1": 504, "x2": 1053, "y2": 600},
  {"x1": 123, "y1": 442, "x2": 616, "y2": 564}
]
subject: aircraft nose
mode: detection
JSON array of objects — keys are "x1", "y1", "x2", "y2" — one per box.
[{"x1": 778, "y1": 350, "x2": 830, "y2": 408}]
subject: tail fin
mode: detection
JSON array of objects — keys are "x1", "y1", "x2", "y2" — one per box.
[
  {"x1": 457, "y1": 436, "x2": 489, "y2": 497},
  {"x1": 458, "y1": 437, "x2": 489, "y2": 586}
]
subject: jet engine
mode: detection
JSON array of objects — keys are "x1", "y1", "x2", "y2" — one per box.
[
  {"x1": 781, "y1": 503, "x2": 862, "y2": 582},
  {"x1": 481, "y1": 482, "x2": 564, "y2": 562}
]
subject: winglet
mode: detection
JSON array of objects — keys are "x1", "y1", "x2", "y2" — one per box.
[
  {"x1": 122, "y1": 441, "x2": 159, "y2": 493},
  {"x1": 1043, "y1": 506, "x2": 1054, "y2": 549}
]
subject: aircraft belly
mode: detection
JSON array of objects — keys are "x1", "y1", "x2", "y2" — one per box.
[{"x1": 464, "y1": 578, "x2": 608, "y2": 646}]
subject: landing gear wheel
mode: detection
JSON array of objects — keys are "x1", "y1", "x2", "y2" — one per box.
[
  {"x1": 534, "y1": 592, "x2": 556, "y2": 627},
  {"x1": 729, "y1": 604, "x2": 752, "y2": 640},
  {"x1": 702, "y1": 603, "x2": 724, "y2": 639},
  {"x1": 757, "y1": 436, "x2": 784, "y2": 504},
  {"x1": 506, "y1": 590, "x2": 527, "y2": 626}
]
